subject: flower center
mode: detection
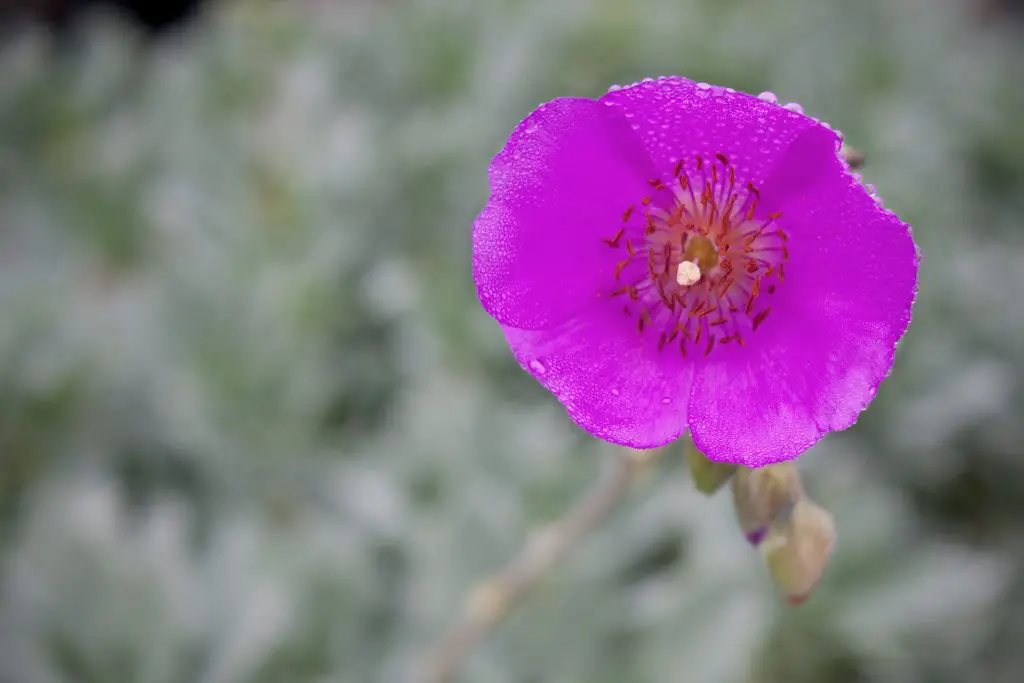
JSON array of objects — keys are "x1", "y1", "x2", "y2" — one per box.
[
  {"x1": 680, "y1": 234, "x2": 720, "y2": 282},
  {"x1": 601, "y1": 153, "x2": 789, "y2": 356},
  {"x1": 676, "y1": 260, "x2": 702, "y2": 287}
]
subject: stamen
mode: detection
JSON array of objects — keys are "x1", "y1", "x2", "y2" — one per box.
[
  {"x1": 638, "y1": 307, "x2": 651, "y2": 333},
  {"x1": 604, "y1": 151, "x2": 788, "y2": 356},
  {"x1": 753, "y1": 308, "x2": 771, "y2": 330},
  {"x1": 614, "y1": 259, "x2": 630, "y2": 280},
  {"x1": 603, "y1": 228, "x2": 624, "y2": 247}
]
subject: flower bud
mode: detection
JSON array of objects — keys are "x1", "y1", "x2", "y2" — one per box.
[
  {"x1": 683, "y1": 438, "x2": 737, "y2": 495},
  {"x1": 731, "y1": 462, "x2": 804, "y2": 545},
  {"x1": 761, "y1": 499, "x2": 837, "y2": 606}
]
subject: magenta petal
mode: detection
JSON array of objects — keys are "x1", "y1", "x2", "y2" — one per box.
[
  {"x1": 688, "y1": 127, "x2": 919, "y2": 467},
  {"x1": 503, "y1": 300, "x2": 695, "y2": 449},
  {"x1": 601, "y1": 77, "x2": 817, "y2": 183},
  {"x1": 473, "y1": 98, "x2": 656, "y2": 330}
]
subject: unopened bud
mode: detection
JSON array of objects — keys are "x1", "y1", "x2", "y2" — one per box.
[
  {"x1": 841, "y1": 144, "x2": 866, "y2": 169},
  {"x1": 762, "y1": 499, "x2": 837, "y2": 606},
  {"x1": 731, "y1": 462, "x2": 804, "y2": 545},
  {"x1": 683, "y1": 438, "x2": 737, "y2": 495}
]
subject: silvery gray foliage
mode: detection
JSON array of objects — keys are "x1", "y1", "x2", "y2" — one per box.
[{"x1": 0, "y1": 1, "x2": 1022, "y2": 682}]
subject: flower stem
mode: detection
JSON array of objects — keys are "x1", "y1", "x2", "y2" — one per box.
[{"x1": 413, "y1": 447, "x2": 663, "y2": 683}]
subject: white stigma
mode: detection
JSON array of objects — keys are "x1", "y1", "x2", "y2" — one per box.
[{"x1": 676, "y1": 260, "x2": 702, "y2": 287}]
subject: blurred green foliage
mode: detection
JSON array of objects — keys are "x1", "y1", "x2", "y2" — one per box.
[{"x1": 1, "y1": 0, "x2": 1023, "y2": 682}]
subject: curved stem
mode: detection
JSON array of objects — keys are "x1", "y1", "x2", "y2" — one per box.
[{"x1": 413, "y1": 447, "x2": 663, "y2": 683}]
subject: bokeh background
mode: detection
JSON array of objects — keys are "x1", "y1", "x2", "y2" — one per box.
[{"x1": 1, "y1": 0, "x2": 1023, "y2": 682}]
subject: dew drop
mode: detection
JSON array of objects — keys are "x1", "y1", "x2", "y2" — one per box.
[
  {"x1": 661, "y1": 397, "x2": 671, "y2": 405},
  {"x1": 607, "y1": 84, "x2": 623, "y2": 92},
  {"x1": 696, "y1": 82, "x2": 711, "y2": 90},
  {"x1": 611, "y1": 388, "x2": 621, "y2": 397},
  {"x1": 757, "y1": 91, "x2": 778, "y2": 103},
  {"x1": 783, "y1": 102, "x2": 804, "y2": 114},
  {"x1": 529, "y1": 359, "x2": 547, "y2": 374}
]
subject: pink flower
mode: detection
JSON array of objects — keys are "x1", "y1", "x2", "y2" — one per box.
[{"x1": 473, "y1": 77, "x2": 919, "y2": 467}]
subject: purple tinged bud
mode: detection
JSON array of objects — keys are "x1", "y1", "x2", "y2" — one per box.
[
  {"x1": 762, "y1": 499, "x2": 837, "y2": 606},
  {"x1": 731, "y1": 463, "x2": 804, "y2": 545},
  {"x1": 683, "y1": 438, "x2": 737, "y2": 495},
  {"x1": 745, "y1": 528, "x2": 767, "y2": 545}
]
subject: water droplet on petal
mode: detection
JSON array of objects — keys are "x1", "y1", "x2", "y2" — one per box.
[
  {"x1": 529, "y1": 359, "x2": 547, "y2": 374},
  {"x1": 696, "y1": 82, "x2": 711, "y2": 90},
  {"x1": 611, "y1": 388, "x2": 621, "y2": 397},
  {"x1": 661, "y1": 397, "x2": 671, "y2": 405},
  {"x1": 783, "y1": 102, "x2": 804, "y2": 114},
  {"x1": 607, "y1": 84, "x2": 622, "y2": 92},
  {"x1": 757, "y1": 91, "x2": 778, "y2": 103}
]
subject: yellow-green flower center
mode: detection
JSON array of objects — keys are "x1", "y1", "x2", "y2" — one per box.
[{"x1": 601, "y1": 152, "x2": 790, "y2": 357}]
